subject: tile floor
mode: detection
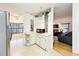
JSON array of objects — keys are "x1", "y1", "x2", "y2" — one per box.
[{"x1": 10, "y1": 33, "x2": 62, "y2": 56}]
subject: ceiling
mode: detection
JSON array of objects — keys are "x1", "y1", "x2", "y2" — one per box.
[
  {"x1": 54, "y1": 3, "x2": 72, "y2": 19},
  {"x1": 0, "y1": 3, "x2": 72, "y2": 18}
]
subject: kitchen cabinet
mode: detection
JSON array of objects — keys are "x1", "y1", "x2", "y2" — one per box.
[
  {"x1": 29, "y1": 33, "x2": 36, "y2": 45},
  {"x1": 36, "y1": 33, "x2": 53, "y2": 52},
  {"x1": 35, "y1": 16, "x2": 45, "y2": 29}
]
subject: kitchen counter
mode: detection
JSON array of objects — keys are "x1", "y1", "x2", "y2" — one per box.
[{"x1": 36, "y1": 33, "x2": 52, "y2": 36}]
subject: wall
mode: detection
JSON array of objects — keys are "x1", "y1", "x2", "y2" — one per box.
[
  {"x1": 10, "y1": 15, "x2": 23, "y2": 23},
  {"x1": 54, "y1": 16, "x2": 72, "y2": 32},
  {"x1": 72, "y1": 3, "x2": 79, "y2": 54},
  {"x1": 48, "y1": 8, "x2": 53, "y2": 34},
  {"x1": 48, "y1": 8, "x2": 54, "y2": 50}
]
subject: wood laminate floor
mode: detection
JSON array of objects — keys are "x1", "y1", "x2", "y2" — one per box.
[{"x1": 53, "y1": 40, "x2": 79, "y2": 56}]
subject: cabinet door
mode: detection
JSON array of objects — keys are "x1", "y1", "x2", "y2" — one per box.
[
  {"x1": 36, "y1": 17, "x2": 45, "y2": 29},
  {"x1": 44, "y1": 37, "x2": 48, "y2": 50},
  {"x1": 30, "y1": 34, "x2": 36, "y2": 44},
  {"x1": 40, "y1": 36, "x2": 43, "y2": 48},
  {"x1": 38, "y1": 36, "x2": 42, "y2": 46},
  {"x1": 36, "y1": 36, "x2": 39, "y2": 44},
  {"x1": 36, "y1": 35, "x2": 40, "y2": 45},
  {"x1": 45, "y1": 36, "x2": 49, "y2": 51},
  {"x1": 38, "y1": 39, "x2": 40, "y2": 45},
  {"x1": 41, "y1": 36, "x2": 46, "y2": 49},
  {"x1": 45, "y1": 35, "x2": 53, "y2": 51}
]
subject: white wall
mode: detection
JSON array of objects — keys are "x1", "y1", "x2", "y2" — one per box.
[
  {"x1": 72, "y1": 4, "x2": 79, "y2": 54},
  {"x1": 48, "y1": 8, "x2": 53, "y2": 34},
  {"x1": 54, "y1": 17, "x2": 72, "y2": 32},
  {"x1": 48, "y1": 8, "x2": 54, "y2": 50},
  {"x1": 10, "y1": 15, "x2": 23, "y2": 23}
]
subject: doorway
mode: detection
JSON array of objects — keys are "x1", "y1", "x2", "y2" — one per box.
[{"x1": 53, "y1": 3, "x2": 73, "y2": 56}]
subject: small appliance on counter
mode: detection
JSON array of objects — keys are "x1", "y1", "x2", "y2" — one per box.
[{"x1": 36, "y1": 29, "x2": 45, "y2": 33}]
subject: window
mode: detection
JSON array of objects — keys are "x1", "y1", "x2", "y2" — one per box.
[
  {"x1": 10, "y1": 23, "x2": 23, "y2": 34},
  {"x1": 62, "y1": 23, "x2": 69, "y2": 33}
]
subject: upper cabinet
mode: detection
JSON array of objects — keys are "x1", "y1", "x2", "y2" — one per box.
[
  {"x1": 35, "y1": 8, "x2": 52, "y2": 33},
  {"x1": 35, "y1": 16, "x2": 45, "y2": 29}
]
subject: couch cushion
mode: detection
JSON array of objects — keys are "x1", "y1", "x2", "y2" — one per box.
[{"x1": 65, "y1": 32, "x2": 72, "y2": 36}]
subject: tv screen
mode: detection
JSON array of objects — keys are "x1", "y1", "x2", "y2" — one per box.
[{"x1": 53, "y1": 24, "x2": 59, "y2": 28}]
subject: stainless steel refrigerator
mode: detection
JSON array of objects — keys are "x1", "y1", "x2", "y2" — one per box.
[{"x1": 0, "y1": 11, "x2": 11, "y2": 56}]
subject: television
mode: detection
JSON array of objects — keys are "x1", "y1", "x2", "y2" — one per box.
[{"x1": 53, "y1": 24, "x2": 59, "y2": 28}]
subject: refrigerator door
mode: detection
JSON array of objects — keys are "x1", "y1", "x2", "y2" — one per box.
[{"x1": 0, "y1": 11, "x2": 10, "y2": 56}]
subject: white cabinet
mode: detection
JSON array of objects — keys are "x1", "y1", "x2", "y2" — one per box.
[
  {"x1": 36, "y1": 33, "x2": 53, "y2": 52},
  {"x1": 30, "y1": 33, "x2": 35, "y2": 45},
  {"x1": 35, "y1": 16, "x2": 45, "y2": 29},
  {"x1": 41, "y1": 36, "x2": 46, "y2": 49},
  {"x1": 36, "y1": 34, "x2": 41, "y2": 45}
]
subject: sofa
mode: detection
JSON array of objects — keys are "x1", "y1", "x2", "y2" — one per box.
[{"x1": 58, "y1": 32, "x2": 72, "y2": 45}]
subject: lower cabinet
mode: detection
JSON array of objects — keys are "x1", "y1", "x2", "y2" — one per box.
[
  {"x1": 36, "y1": 33, "x2": 53, "y2": 52},
  {"x1": 30, "y1": 35, "x2": 35, "y2": 45},
  {"x1": 41, "y1": 37, "x2": 46, "y2": 50}
]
